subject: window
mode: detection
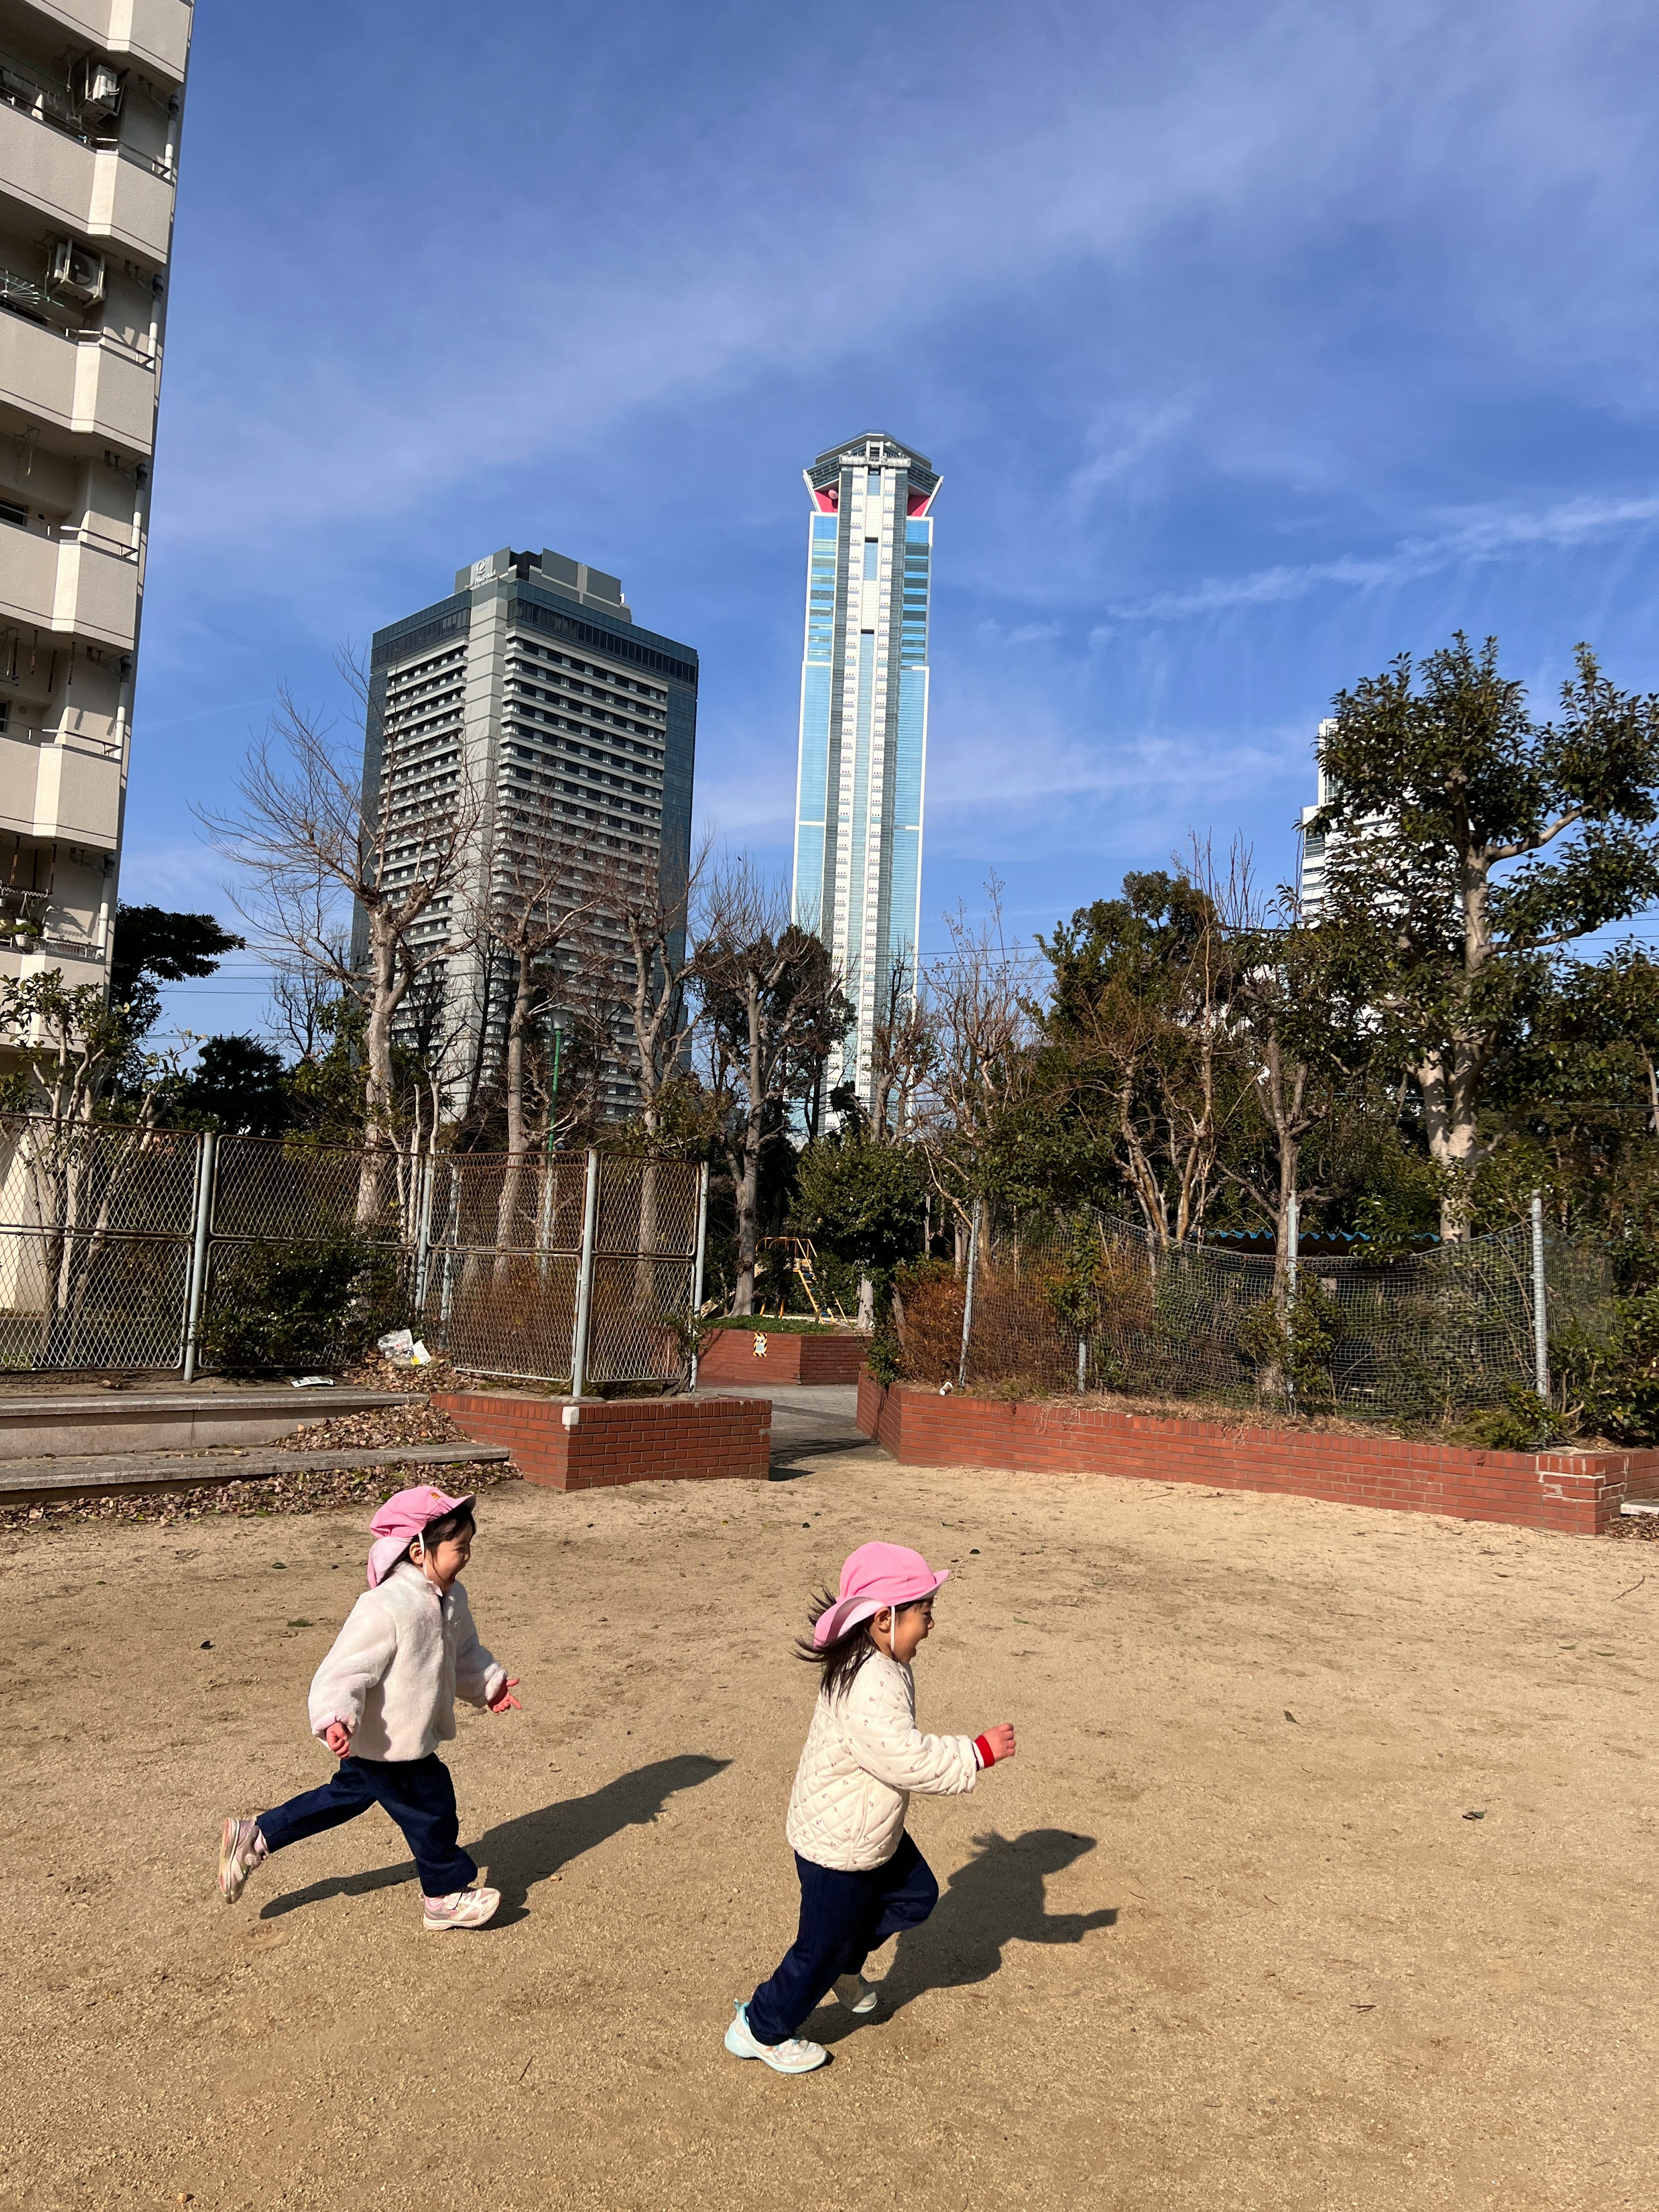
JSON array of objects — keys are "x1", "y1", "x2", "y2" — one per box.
[
  {"x1": 863, "y1": 540, "x2": 879, "y2": 580},
  {"x1": 0, "y1": 500, "x2": 28, "y2": 531},
  {"x1": 867, "y1": 471, "x2": 882, "y2": 498}
]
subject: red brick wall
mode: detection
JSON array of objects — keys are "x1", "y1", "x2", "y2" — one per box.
[
  {"x1": 856, "y1": 1374, "x2": 1653, "y2": 1537},
  {"x1": 696, "y1": 1328, "x2": 867, "y2": 1386},
  {"x1": 436, "y1": 1391, "x2": 771, "y2": 1493}
]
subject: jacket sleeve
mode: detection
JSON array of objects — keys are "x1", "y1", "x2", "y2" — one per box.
[
  {"x1": 844, "y1": 1664, "x2": 979, "y2": 1797},
  {"x1": 308, "y1": 1592, "x2": 397, "y2": 1741},
  {"x1": 449, "y1": 1583, "x2": 506, "y2": 1709}
]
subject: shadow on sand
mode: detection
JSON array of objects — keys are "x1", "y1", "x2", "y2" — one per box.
[
  {"x1": 811, "y1": 1827, "x2": 1117, "y2": 2035},
  {"x1": 258, "y1": 1753, "x2": 730, "y2": 1924}
]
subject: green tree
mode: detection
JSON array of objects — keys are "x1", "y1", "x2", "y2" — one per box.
[
  {"x1": 792, "y1": 1136, "x2": 928, "y2": 1308},
  {"x1": 107, "y1": 904, "x2": 244, "y2": 1041},
  {"x1": 172, "y1": 1035, "x2": 289, "y2": 1138},
  {"x1": 1315, "y1": 635, "x2": 1659, "y2": 1238}
]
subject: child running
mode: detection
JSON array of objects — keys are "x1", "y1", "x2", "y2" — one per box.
[
  {"x1": 217, "y1": 1483, "x2": 521, "y2": 1932},
  {"x1": 726, "y1": 1540, "x2": 1016, "y2": 2075}
]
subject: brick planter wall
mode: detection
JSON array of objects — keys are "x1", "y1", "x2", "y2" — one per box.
[
  {"x1": 436, "y1": 1391, "x2": 771, "y2": 1493},
  {"x1": 857, "y1": 1374, "x2": 1655, "y2": 1537},
  {"x1": 696, "y1": 1328, "x2": 868, "y2": 1386}
]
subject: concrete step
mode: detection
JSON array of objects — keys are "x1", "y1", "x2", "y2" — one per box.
[
  {"x1": 0, "y1": 1439, "x2": 510, "y2": 1509},
  {"x1": 0, "y1": 1388, "x2": 419, "y2": 1461}
]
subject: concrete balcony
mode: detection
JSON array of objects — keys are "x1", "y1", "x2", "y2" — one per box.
[
  {"x1": 0, "y1": 524, "x2": 139, "y2": 648},
  {"x1": 30, "y1": 1, "x2": 191, "y2": 86},
  {"x1": 0, "y1": 725, "x2": 121, "y2": 848},
  {"x1": 0, "y1": 316, "x2": 155, "y2": 452},
  {"x1": 0, "y1": 102, "x2": 175, "y2": 263}
]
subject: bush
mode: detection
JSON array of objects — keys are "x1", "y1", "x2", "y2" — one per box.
[{"x1": 198, "y1": 1233, "x2": 405, "y2": 1376}]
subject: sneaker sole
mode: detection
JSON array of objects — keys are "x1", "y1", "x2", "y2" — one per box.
[{"x1": 723, "y1": 2018, "x2": 828, "y2": 2074}]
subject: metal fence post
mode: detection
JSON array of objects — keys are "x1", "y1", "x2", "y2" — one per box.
[
  {"x1": 181, "y1": 1130, "x2": 217, "y2": 1383},
  {"x1": 957, "y1": 1197, "x2": 982, "y2": 1390},
  {"x1": 1531, "y1": 1190, "x2": 1550, "y2": 1401},
  {"x1": 688, "y1": 1161, "x2": 709, "y2": 1391},
  {"x1": 569, "y1": 1147, "x2": 601, "y2": 1399}
]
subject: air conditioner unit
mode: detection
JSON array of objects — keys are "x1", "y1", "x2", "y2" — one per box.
[
  {"x1": 73, "y1": 57, "x2": 123, "y2": 120},
  {"x1": 46, "y1": 239, "x2": 104, "y2": 310}
]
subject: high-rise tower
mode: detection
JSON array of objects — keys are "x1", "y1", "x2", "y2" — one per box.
[
  {"x1": 790, "y1": 430, "x2": 939, "y2": 1113},
  {"x1": 361, "y1": 547, "x2": 697, "y2": 1119},
  {"x1": 0, "y1": 3, "x2": 191, "y2": 1004}
]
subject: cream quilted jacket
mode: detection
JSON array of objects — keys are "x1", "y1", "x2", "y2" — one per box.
[{"x1": 785, "y1": 1650, "x2": 979, "y2": 1872}]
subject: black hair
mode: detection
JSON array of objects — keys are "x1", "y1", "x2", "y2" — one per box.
[
  {"x1": 407, "y1": 1502, "x2": 475, "y2": 1561},
  {"x1": 795, "y1": 1586, "x2": 934, "y2": 1701}
]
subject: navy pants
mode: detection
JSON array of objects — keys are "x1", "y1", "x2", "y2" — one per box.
[
  {"x1": 747, "y1": 1833, "x2": 938, "y2": 2044},
  {"x1": 257, "y1": 1753, "x2": 477, "y2": 1898}
]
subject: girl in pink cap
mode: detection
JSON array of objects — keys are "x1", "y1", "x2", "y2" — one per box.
[
  {"x1": 216, "y1": 1484, "x2": 521, "y2": 1931},
  {"x1": 725, "y1": 1541, "x2": 1016, "y2": 2075}
]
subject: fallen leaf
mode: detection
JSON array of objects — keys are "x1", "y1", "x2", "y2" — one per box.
[
  {"x1": 1463, "y1": 1809, "x2": 1486, "y2": 1821},
  {"x1": 1283, "y1": 1710, "x2": 1297, "y2": 1723}
]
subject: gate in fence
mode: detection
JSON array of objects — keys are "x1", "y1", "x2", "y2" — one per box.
[{"x1": 0, "y1": 1116, "x2": 707, "y2": 1389}]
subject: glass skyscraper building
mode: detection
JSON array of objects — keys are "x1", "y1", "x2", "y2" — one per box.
[{"x1": 791, "y1": 431, "x2": 941, "y2": 1111}]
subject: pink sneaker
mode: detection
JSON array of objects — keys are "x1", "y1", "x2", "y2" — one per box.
[
  {"x1": 422, "y1": 1885, "x2": 501, "y2": 1931},
  {"x1": 218, "y1": 1817, "x2": 267, "y2": 1904}
]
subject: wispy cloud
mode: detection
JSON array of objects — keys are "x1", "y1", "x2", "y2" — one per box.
[{"x1": 1108, "y1": 493, "x2": 1659, "y2": 621}]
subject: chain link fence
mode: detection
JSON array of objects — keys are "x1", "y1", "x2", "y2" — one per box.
[
  {"x1": 0, "y1": 1116, "x2": 706, "y2": 1388},
  {"x1": 897, "y1": 1203, "x2": 1615, "y2": 1424}
]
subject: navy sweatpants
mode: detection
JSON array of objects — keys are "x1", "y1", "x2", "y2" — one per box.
[
  {"x1": 747, "y1": 1833, "x2": 938, "y2": 2044},
  {"x1": 257, "y1": 1753, "x2": 476, "y2": 1898}
]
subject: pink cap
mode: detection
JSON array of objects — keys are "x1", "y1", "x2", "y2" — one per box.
[
  {"x1": 813, "y1": 1541, "x2": 950, "y2": 1647},
  {"x1": 365, "y1": 1484, "x2": 475, "y2": 1588}
]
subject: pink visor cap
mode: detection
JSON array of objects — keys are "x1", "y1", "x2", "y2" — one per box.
[
  {"x1": 813, "y1": 1541, "x2": 950, "y2": 1647},
  {"x1": 365, "y1": 1484, "x2": 476, "y2": 1588}
]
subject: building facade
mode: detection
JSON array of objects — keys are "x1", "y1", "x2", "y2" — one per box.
[
  {"x1": 361, "y1": 547, "x2": 697, "y2": 1119},
  {"x1": 0, "y1": 0, "x2": 190, "y2": 995},
  {"x1": 790, "y1": 430, "x2": 939, "y2": 1112}
]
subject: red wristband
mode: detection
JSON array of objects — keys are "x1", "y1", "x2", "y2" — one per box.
[{"x1": 975, "y1": 1734, "x2": 996, "y2": 1769}]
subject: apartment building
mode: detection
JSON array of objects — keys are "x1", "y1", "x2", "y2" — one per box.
[
  {"x1": 790, "y1": 429, "x2": 938, "y2": 1112},
  {"x1": 361, "y1": 546, "x2": 698, "y2": 1118},
  {"x1": 0, "y1": 0, "x2": 189, "y2": 993}
]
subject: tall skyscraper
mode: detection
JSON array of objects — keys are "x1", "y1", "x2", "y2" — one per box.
[
  {"x1": 791, "y1": 431, "x2": 940, "y2": 1112},
  {"x1": 0, "y1": 4, "x2": 191, "y2": 1001},
  {"x1": 362, "y1": 547, "x2": 697, "y2": 1118}
]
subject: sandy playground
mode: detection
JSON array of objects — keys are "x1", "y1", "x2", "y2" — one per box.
[{"x1": 4, "y1": 1437, "x2": 1656, "y2": 2212}]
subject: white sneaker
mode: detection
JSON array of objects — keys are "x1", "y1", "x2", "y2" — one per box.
[
  {"x1": 724, "y1": 2002, "x2": 828, "y2": 2074},
  {"x1": 833, "y1": 1972, "x2": 879, "y2": 2014},
  {"x1": 218, "y1": 1816, "x2": 267, "y2": 1904},
  {"x1": 422, "y1": 1885, "x2": 501, "y2": 1931}
]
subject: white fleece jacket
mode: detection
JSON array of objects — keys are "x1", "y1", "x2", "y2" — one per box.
[
  {"x1": 785, "y1": 1651, "x2": 979, "y2": 1872},
  {"x1": 307, "y1": 1561, "x2": 506, "y2": 1762}
]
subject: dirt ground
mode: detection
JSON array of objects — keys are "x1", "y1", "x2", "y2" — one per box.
[{"x1": 4, "y1": 1445, "x2": 1656, "y2": 2212}]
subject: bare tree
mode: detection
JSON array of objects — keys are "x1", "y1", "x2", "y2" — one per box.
[
  {"x1": 914, "y1": 882, "x2": 1039, "y2": 1264},
  {"x1": 693, "y1": 862, "x2": 851, "y2": 1314},
  {"x1": 474, "y1": 794, "x2": 601, "y2": 1265},
  {"x1": 198, "y1": 656, "x2": 478, "y2": 1222},
  {"x1": 587, "y1": 830, "x2": 711, "y2": 1137},
  {"x1": 869, "y1": 951, "x2": 934, "y2": 1142}
]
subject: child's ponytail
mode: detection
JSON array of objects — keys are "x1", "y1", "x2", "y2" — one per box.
[{"x1": 795, "y1": 1587, "x2": 928, "y2": 1701}]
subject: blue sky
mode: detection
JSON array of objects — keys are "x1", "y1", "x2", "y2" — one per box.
[{"x1": 130, "y1": 0, "x2": 1659, "y2": 1046}]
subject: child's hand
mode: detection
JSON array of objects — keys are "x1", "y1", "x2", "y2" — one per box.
[
  {"x1": 981, "y1": 1722, "x2": 1017, "y2": 1764},
  {"x1": 488, "y1": 1677, "x2": 522, "y2": 1715},
  {"x1": 322, "y1": 1719, "x2": 352, "y2": 1757}
]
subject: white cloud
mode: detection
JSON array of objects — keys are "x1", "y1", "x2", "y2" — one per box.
[{"x1": 1109, "y1": 492, "x2": 1659, "y2": 621}]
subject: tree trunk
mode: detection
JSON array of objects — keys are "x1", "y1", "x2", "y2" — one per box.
[
  {"x1": 1417, "y1": 1041, "x2": 1483, "y2": 1242},
  {"x1": 857, "y1": 1273, "x2": 874, "y2": 1331},
  {"x1": 356, "y1": 909, "x2": 407, "y2": 1227},
  {"x1": 495, "y1": 948, "x2": 534, "y2": 1278},
  {"x1": 732, "y1": 1119, "x2": 760, "y2": 1314}
]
